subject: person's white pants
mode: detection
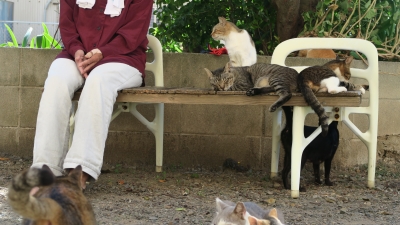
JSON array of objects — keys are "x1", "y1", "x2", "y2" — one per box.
[{"x1": 32, "y1": 58, "x2": 142, "y2": 180}]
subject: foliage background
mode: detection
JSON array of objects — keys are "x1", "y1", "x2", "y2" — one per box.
[
  {"x1": 152, "y1": 0, "x2": 399, "y2": 61},
  {"x1": 151, "y1": 0, "x2": 278, "y2": 55}
]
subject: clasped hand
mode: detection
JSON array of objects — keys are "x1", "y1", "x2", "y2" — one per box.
[{"x1": 74, "y1": 49, "x2": 103, "y2": 79}]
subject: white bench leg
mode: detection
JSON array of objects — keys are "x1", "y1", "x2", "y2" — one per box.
[
  {"x1": 271, "y1": 108, "x2": 283, "y2": 178},
  {"x1": 129, "y1": 103, "x2": 164, "y2": 172}
]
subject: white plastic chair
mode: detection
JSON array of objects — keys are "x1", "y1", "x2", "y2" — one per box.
[
  {"x1": 69, "y1": 35, "x2": 165, "y2": 172},
  {"x1": 270, "y1": 38, "x2": 379, "y2": 198}
]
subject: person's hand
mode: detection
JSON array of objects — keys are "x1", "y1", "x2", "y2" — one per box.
[
  {"x1": 79, "y1": 49, "x2": 103, "y2": 78},
  {"x1": 74, "y1": 50, "x2": 85, "y2": 76}
]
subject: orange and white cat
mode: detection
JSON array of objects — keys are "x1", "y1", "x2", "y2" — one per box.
[
  {"x1": 211, "y1": 17, "x2": 257, "y2": 67},
  {"x1": 298, "y1": 49, "x2": 336, "y2": 59}
]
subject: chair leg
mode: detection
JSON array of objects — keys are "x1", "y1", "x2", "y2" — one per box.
[
  {"x1": 367, "y1": 139, "x2": 377, "y2": 188},
  {"x1": 271, "y1": 108, "x2": 283, "y2": 178},
  {"x1": 290, "y1": 106, "x2": 307, "y2": 198},
  {"x1": 154, "y1": 103, "x2": 164, "y2": 172}
]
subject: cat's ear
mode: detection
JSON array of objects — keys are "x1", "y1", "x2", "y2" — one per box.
[
  {"x1": 224, "y1": 62, "x2": 231, "y2": 72},
  {"x1": 215, "y1": 198, "x2": 231, "y2": 212},
  {"x1": 218, "y1": 17, "x2": 227, "y2": 25},
  {"x1": 234, "y1": 202, "x2": 246, "y2": 219},
  {"x1": 268, "y1": 208, "x2": 278, "y2": 218},
  {"x1": 248, "y1": 215, "x2": 258, "y2": 225},
  {"x1": 40, "y1": 164, "x2": 55, "y2": 185},
  {"x1": 41, "y1": 164, "x2": 53, "y2": 174},
  {"x1": 345, "y1": 55, "x2": 354, "y2": 64},
  {"x1": 68, "y1": 165, "x2": 83, "y2": 183},
  {"x1": 204, "y1": 68, "x2": 214, "y2": 79}
]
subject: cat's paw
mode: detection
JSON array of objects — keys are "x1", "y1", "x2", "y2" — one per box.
[
  {"x1": 269, "y1": 105, "x2": 277, "y2": 112},
  {"x1": 315, "y1": 179, "x2": 323, "y2": 185},
  {"x1": 246, "y1": 89, "x2": 256, "y2": 96},
  {"x1": 360, "y1": 87, "x2": 365, "y2": 94},
  {"x1": 325, "y1": 180, "x2": 334, "y2": 186},
  {"x1": 329, "y1": 87, "x2": 347, "y2": 94}
]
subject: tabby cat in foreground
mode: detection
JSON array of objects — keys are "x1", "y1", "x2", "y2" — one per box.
[
  {"x1": 8, "y1": 165, "x2": 96, "y2": 225},
  {"x1": 211, "y1": 198, "x2": 285, "y2": 225},
  {"x1": 204, "y1": 62, "x2": 298, "y2": 112},
  {"x1": 211, "y1": 17, "x2": 257, "y2": 67}
]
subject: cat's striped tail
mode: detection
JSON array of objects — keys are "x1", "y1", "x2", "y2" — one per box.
[
  {"x1": 297, "y1": 74, "x2": 329, "y2": 136},
  {"x1": 7, "y1": 165, "x2": 61, "y2": 221}
]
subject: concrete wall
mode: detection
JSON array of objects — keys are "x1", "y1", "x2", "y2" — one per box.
[{"x1": 0, "y1": 48, "x2": 399, "y2": 172}]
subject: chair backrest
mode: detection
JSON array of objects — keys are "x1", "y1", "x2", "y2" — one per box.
[
  {"x1": 271, "y1": 38, "x2": 379, "y2": 110},
  {"x1": 145, "y1": 35, "x2": 164, "y2": 87}
]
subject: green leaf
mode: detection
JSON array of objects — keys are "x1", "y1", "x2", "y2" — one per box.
[
  {"x1": 0, "y1": 43, "x2": 7, "y2": 47},
  {"x1": 42, "y1": 23, "x2": 50, "y2": 35},
  {"x1": 365, "y1": 9, "x2": 377, "y2": 19},
  {"x1": 36, "y1": 35, "x2": 43, "y2": 48},
  {"x1": 43, "y1": 33, "x2": 62, "y2": 49},
  {"x1": 30, "y1": 37, "x2": 35, "y2": 48},
  {"x1": 175, "y1": 208, "x2": 186, "y2": 211},
  {"x1": 7, "y1": 42, "x2": 14, "y2": 47},
  {"x1": 22, "y1": 27, "x2": 33, "y2": 47},
  {"x1": 4, "y1": 24, "x2": 18, "y2": 47},
  {"x1": 364, "y1": 0, "x2": 371, "y2": 9},
  {"x1": 393, "y1": 10, "x2": 400, "y2": 21}
]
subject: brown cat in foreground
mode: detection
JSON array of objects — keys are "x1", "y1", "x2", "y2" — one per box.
[
  {"x1": 298, "y1": 49, "x2": 336, "y2": 59},
  {"x1": 8, "y1": 165, "x2": 96, "y2": 225}
]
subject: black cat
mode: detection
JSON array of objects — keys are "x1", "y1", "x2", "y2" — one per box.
[{"x1": 281, "y1": 106, "x2": 339, "y2": 191}]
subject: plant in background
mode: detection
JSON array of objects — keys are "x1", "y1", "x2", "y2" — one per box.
[
  {"x1": 1, "y1": 23, "x2": 62, "y2": 49},
  {"x1": 152, "y1": 0, "x2": 278, "y2": 55},
  {"x1": 301, "y1": 0, "x2": 399, "y2": 61}
]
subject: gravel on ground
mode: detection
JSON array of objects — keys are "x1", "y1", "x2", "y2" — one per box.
[{"x1": 1, "y1": 153, "x2": 399, "y2": 225}]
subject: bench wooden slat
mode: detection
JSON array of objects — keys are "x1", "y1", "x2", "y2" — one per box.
[{"x1": 72, "y1": 88, "x2": 362, "y2": 107}]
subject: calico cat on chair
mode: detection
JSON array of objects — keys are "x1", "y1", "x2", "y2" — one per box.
[
  {"x1": 280, "y1": 106, "x2": 339, "y2": 191},
  {"x1": 8, "y1": 165, "x2": 96, "y2": 225},
  {"x1": 297, "y1": 56, "x2": 355, "y2": 136}
]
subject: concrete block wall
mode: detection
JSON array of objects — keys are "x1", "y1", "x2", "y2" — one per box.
[{"x1": 0, "y1": 48, "x2": 399, "y2": 172}]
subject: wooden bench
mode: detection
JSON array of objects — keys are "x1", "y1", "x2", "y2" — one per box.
[
  {"x1": 73, "y1": 87, "x2": 362, "y2": 106},
  {"x1": 71, "y1": 36, "x2": 378, "y2": 199}
]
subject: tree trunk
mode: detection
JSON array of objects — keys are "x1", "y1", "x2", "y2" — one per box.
[{"x1": 272, "y1": 0, "x2": 319, "y2": 42}]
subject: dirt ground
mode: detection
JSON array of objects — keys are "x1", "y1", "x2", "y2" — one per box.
[{"x1": 0, "y1": 153, "x2": 399, "y2": 225}]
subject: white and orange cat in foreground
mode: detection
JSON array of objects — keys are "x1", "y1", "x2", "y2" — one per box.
[
  {"x1": 211, "y1": 198, "x2": 285, "y2": 225},
  {"x1": 211, "y1": 17, "x2": 257, "y2": 67}
]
